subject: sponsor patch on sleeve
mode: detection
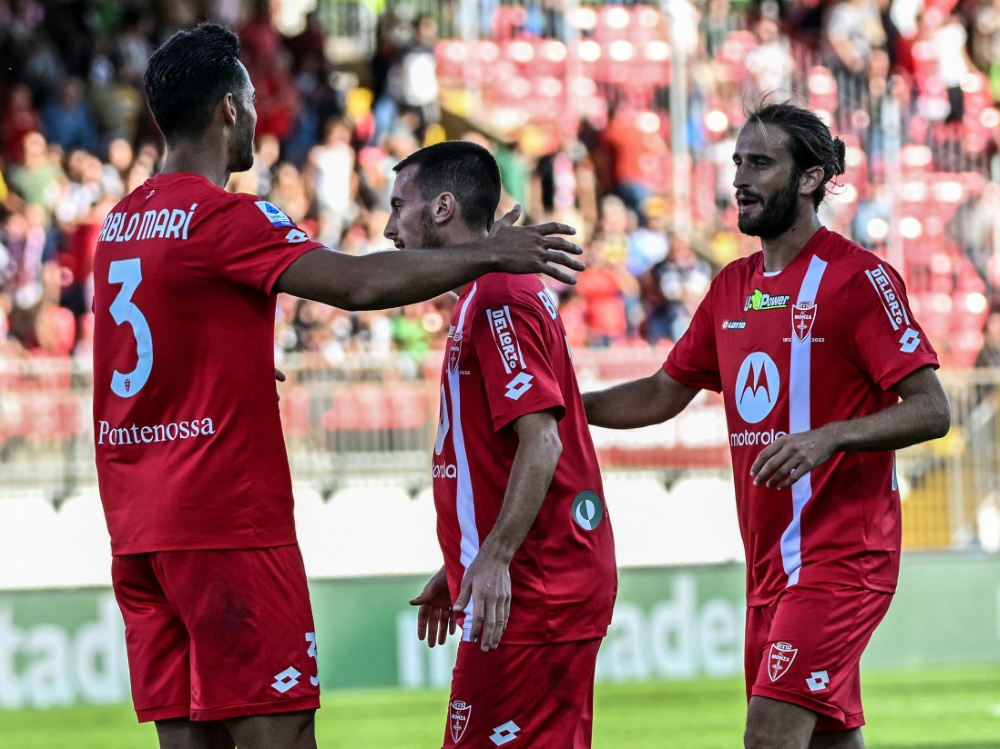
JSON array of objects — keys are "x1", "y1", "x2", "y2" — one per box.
[{"x1": 255, "y1": 200, "x2": 294, "y2": 228}]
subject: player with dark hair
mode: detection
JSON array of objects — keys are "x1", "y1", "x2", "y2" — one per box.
[
  {"x1": 92, "y1": 24, "x2": 584, "y2": 749},
  {"x1": 583, "y1": 101, "x2": 950, "y2": 749},
  {"x1": 389, "y1": 141, "x2": 617, "y2": 749}
]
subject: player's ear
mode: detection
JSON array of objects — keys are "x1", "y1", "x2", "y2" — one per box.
[
  {"x1": 222, "y1": 93, "x2": 238, "y2": 127},
  {"x1": 799, "y1": 165, "x2": 824, "y2": 199},
  {"x1": 433, "y1": 192, "x2": 457, "y2": 224}
]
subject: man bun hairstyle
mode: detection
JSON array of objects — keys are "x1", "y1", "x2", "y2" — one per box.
[
  {"x1": 393, "y1": 141, "x2": 502, "y2": 231},
  {"x1": 144, "y1": 24, "x2": 245, "y2": 147},
  {"x1": 745, "y1": 101, "x2": 846, "y2": 210}
]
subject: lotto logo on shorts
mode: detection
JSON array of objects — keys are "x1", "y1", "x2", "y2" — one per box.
[
  {"x1": 807, "y1": 670, "x2": 830, "y2": 692},
  {"x1": 271, "y1": 666, "x2": 302, "y2": 693},
  {"x1": 767, "y1": 641, "x2": 798, "y2": 682},
  {"x1": 489, "y1": 720, "x2": 521, "y2": 746},
  {"x1": 450, "y1": 700, "x2": 472, "y2": 744}
]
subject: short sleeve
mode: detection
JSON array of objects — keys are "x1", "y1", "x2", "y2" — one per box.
[
  {"x1": 845, "y1": 260, "x2": 939, "y2": 390},
  {"x1": 471, "y1": 295, "x2": 566, "y2": 432},
  {"x1": 663, "y1": 278, "x2": 723, "y2": 392},
  {"x1": 206, "y1": 196, "x2": 325, "y2": 294}
]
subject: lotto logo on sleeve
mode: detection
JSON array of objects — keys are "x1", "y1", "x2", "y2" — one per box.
[
  {"x1": 255, "y1": 201, "x2": 294, "y2": 228},
  {"x1": 488, "y1": 307, "x2": 526, "y2": 374}
]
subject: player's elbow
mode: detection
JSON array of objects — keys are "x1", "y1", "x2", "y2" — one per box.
[
  {"x1": 540, "y1": 427, "x2": 563, "y2": 468},
  {"x1": 927, "y1": 396, "x2": 951, "y2": 440}
]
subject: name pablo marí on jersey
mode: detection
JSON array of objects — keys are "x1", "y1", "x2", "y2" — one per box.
[{"x1": 99, "y1": 204, "x2": 198, "y2": 243}]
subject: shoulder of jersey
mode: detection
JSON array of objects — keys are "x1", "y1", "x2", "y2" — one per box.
[
  {"x1": 820, "y1": 233, "x2": 893, "y2": 277},
  {"x1": 480, "y1": 272, "x2": 548, "y2": 303},
  {"x1": 236, "y1": 195, "x2": 297, "y2": 229}
]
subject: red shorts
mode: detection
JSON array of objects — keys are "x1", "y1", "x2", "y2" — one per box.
[
  {"x1": 745, "y1": 583, "x2": 893, "y2": 732},
  {"x1": 112, "y1": 545, "x2": 321, "y2": 722},
  {"x1": 443, "y1": 638, "x2": 603, "y2": 748}
]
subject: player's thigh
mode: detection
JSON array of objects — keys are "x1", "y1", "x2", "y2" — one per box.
[
  {"x1": 155, "y1": 718, "x2": 235, "y2": 749},
  {"x1": 226, "y1": 709, "x2": 317, "y2": 749},
  {"x1": 745, "y1": 695, "x2": 818, "y2": 749},
  {"x1": 443, "y1": 639, "x2": 602, "y2": 749},
  {"x1": 158, "y1": 545, "x2": 321, "y2": 722},
  {"x1": 112, "y1": 554, "x2": 192, "y2": 722},
  {"x1": 748, "y1": 584, "x2": 892, "y2": 732}
]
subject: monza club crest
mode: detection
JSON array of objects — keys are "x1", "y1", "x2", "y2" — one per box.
[
  {"x1": 792, "y1": 302, "x2": 816, "y2": 342},
  {"x1": 768, "y1": 641, "x2": 798, "y2": 682},
  {"x1": 450, "y1": 700, "x2": 472, "y2": 743}
]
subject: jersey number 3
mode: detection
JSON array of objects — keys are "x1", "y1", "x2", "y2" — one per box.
[{"x1": 108, "y1": 258, "x2": 153, "y2": 398}]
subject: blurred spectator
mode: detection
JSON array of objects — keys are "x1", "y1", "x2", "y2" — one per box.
[
  {"x1": 387, "y1": 14, "x2": 441, "y2": 141},
  {"x1": 574, "y1": 234, "x2": 639, "y2": 346},
  {"x1": 42, "y1": 77, "x2": 99, "y2": 154},
  {"x1": 306, "y1": 118, "x2": 357, "y2": 247},
  {"x1": 921, "y1": 7, "x2": 976, "y2": 125},
  {"x1": 973, "y1": 0, "x2": 1000, "y2": 102},
  {"x1": 626, "y1": 197, "x2": 670, "y2": 278},
  {"x1": 1, "y1": 204, "x2": 60, "y2": 349},
  {"x1": 599, "y1": 106, "x2": 670, "y2": 224},
  {"x1": 976, "y1": 309, "x2": 1000, "y2": 368},
  {"x1": 640, "y1": 235, "x2": 711, "y2": 343},
  {"x1": 1, "y1": 84, "x2": 42, "y2": 164},
  {"x1": 823, "y1": 0, "x2": 887, "y2": 113},
  {"x1": 744, "y1": 14, "x2": 795, "y2": 101},
  {"x1": 115, "y1": 8, "x2": 154, "y2": 87},
  {"x1": 6, "y1": 131, "x2": 64, "y2": 215},
  {"x1": 101, "y1": 137, "x2": 134, "y2": 200},
  {"x1": 531, "y1": 128, "x2": 599, "y2": 226}
]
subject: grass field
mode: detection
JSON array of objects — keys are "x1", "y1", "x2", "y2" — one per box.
[{"x1": 3, "y1": 666, "x2": 998, "y2": 748}]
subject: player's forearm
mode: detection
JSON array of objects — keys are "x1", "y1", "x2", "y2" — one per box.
[
  {"x1": 584, "y1": 370, "x2": 698, "y2": 429},
  {"x1": 275, "y1": 243, "x2": 499, "y2": 310},
  {"x1": 481, "y1": 429, "x2": 562, "y2": 565},
  {"x1": 822, "y1": 389, "x2": 950, "y2": 454},
  {"x1": 347, "y1": 243, "x2": 503, "y2": 309}
]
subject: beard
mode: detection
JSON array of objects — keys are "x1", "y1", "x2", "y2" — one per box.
[
  {"x1": 412, "y1": 206, "x2": 445, "y2": 249},
  {"x1": 737, "y1": 171, "x2": 802, "y2": 239}
]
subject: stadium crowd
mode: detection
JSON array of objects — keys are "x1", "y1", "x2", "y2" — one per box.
[{"x1": 1, "y1": 0, "x2": 1000, "y2": 372}]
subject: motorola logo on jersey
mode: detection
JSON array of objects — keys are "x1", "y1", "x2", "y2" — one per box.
[
  {"x1": 432, "y1": 462, "x2": 458, "y2": 479},
  {"x1": 735, "y1": 352, "x2": 779, "y2": 424}
]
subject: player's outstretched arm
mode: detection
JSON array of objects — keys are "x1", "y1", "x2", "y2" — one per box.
[
  {"x1": 410, "y1": 565, "x2": 456, "y2": 648},
  {"x1": 750, "y1": 365, "x2": 951, "y2": 490},
  {"x1": 273, "y1": 208, "x2": 583, "y2": 310},
  {"x1": 454, "y1": 409, "x2": 561, "y2": 652},
  {"x1": 583, "y1": 369, "x2": 700, "y2": 429}
]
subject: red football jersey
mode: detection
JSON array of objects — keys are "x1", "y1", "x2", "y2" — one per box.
[
  {"x1": 435, "y1": 273, "x2": 617, "y2": 644},
  {"x1": 92, "y1": 173, "x2": 323, "y2": 554},
  {"x1": 665, "y1": 228, "x2": 939, "y2": 605}
]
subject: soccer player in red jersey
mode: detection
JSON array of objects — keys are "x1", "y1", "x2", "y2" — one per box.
[
  {"x1": 583, "y1": 102, "x2": 951, "y2": 749},
  {"x1": 389, "y1": 141, "x2": 617, "y2": 748},
  {"x1": 92, "y1": 25, "x2": 585, "y2": 749}
]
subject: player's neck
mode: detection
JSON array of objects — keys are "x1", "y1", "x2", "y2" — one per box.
[
  {"x1": 758, "y1": 211, "x2": 822, "y2": 273},
  {"x1": 159, "y1": 143, "x2": 231, "y2": 189},
  {"x1": 447, "y1": 227, "x2": 488, "y2": 296}
]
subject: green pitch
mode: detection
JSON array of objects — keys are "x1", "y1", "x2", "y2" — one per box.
[{"x1": 3, "y1": 667, "x2": 998, "y2": 748}]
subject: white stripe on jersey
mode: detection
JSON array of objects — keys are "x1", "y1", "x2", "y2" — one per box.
[
  {"x1": 780, "y1": 255, "x2": 828, "y2": 587},
  {"x1": 450, "y1": 283, "x2": 480, "y2": 641}
]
